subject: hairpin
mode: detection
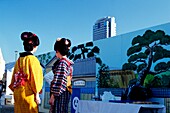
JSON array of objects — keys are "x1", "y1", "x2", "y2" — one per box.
[
  {"x1": 24, "y1": 34, "x2": 28, "y2": 38},
  {"x1": 33, "y1": 34, "x2": 37, "y2": 37},
  {"x1": 57, "y1": 38, "x2": 62, "y2": 41},
  {"x1": 65, "y1": 39, "x2": 69, "y2": 45}
]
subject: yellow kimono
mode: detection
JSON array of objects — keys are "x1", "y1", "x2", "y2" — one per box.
[{"x1": 9, "y1": 53, "x2": 43, "y2": 113}]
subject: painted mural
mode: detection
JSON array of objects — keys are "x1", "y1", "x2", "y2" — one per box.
[
  {"x1": 122, "y1": 30, "x2": 170, "y2": 88},
  {"x1": 36, "y1": 51, "x2": 55, "y2": 67},
  {"x1": 37, "y1": 22, "x2": 170, "y2": 89},
  {"x1": 37, "y1": 22, "x2": 170, "y2": 110},
  {"x1": 67, "y1": 41, "x2": 111, "y2": 88},
  {"x1": 68, "y1": 23, "x2": 170, "y2": 89}
]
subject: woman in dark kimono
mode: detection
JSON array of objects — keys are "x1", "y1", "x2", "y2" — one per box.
[{"x1": 49, "y1": 38, "x2": 73, "y2": 113}]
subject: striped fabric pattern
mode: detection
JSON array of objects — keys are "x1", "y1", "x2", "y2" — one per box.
[
  {"x1": 49, "y1": 89, "x2": 71, "y2": 113},
  {"x1": 50, "y1": 58, "x2": 73, "y2": 96},
  {"x1": 55, "y1": 89, "x2": 71, "y2": 113}
]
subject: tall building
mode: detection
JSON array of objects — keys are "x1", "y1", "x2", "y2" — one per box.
[{"x1": 93, "y1": 16, "x2": 116, "y2": 41}]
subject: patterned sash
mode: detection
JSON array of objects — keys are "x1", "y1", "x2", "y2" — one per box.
[{"x1": 13, "y1": 59, "x2": 28, "y2": 88}]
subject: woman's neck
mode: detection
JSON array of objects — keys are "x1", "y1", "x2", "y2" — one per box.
[
  {"x1": 58, "y1": 55, "x2": 67, "y2": 59},
  {"x1": 30, "y1": 51, "x2": 34, "y2": 54}
]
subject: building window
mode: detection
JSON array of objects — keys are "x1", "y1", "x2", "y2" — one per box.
[
  {"x1": 104, "y1": 21, "x2": 107, "y2": 27},
  {"x1": 109, "y1": 21, "x2": 111, "y2": 37},
  {"x1": 98, "y1": 23, "x2": 100, "y2": 29}
]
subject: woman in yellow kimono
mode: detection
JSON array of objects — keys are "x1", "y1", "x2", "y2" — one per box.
[{"x1": 9, "y1": 32, "x2": 43, "y2": 113}]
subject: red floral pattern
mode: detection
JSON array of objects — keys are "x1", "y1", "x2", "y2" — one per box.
[{"x1": 13, "y1": 71, "x2": 27, "y2": 88}]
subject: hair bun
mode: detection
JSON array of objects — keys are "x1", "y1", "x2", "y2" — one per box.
[
  {"x1": 21, "y1": 32, "x2": 33, "y2": 41},
  {"x1": 54, "y1": 38, "x2": 71, "y2": 56},
  {"x1": 21, "y1": 31, "x2": 40, "y2": 48}
]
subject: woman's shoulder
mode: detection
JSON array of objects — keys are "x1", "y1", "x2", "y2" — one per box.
[
  {"x1": 60, "y1": 57, "x2": 74, "y2": 66},
  {"x1": 26, "y1": 55, "x2": 40, "y2": 63},
  {"x1": 26, "y1": 55, "x2": 38, "y2": 59}
]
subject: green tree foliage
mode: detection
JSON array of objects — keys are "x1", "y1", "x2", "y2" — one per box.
[
  {"x1": 37, "y1": 52, "x2": 52, "y2": 66},
  {"x1": 97, "y1": 64, "x2": 110, "y2": 88},
  {"x1": 122, "y1": 30, "x2": 170, "y2": 86}
]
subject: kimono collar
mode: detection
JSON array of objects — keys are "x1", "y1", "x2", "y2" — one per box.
[
  {"x1": 19, "y1": 52, "x2": 33, "y2": 57},
  {"x1": 61, "y1": 57, "x2": 74, "y2": 66}
]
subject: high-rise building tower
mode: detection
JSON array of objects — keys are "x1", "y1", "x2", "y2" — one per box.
[{"x1": 93, "y1": 16, "x2": 116, "y2": 41}]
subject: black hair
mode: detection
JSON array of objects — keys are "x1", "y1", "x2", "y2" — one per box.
[
  {"x1": 54, "y1": 38, "x2": 71, "y2": 56},
  {"x1": 21, "y1": 32, "x2": 40, "y2": 51}
]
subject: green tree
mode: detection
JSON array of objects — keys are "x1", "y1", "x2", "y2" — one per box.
[
  {"x1": 97, "y1": 64, "x2": 110, "y2": 88},
  {"x1": 122, "y1": 30, "x2": 170, "y2": 86}
]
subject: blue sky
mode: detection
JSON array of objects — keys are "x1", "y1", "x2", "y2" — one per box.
[{"x1": 1, "y1": 0, "x2": 170, "y2": 63}]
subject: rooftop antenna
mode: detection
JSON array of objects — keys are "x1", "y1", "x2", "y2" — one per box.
[{"x1": 15, "y1": 50, "x2": 18, "y2": 61}]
